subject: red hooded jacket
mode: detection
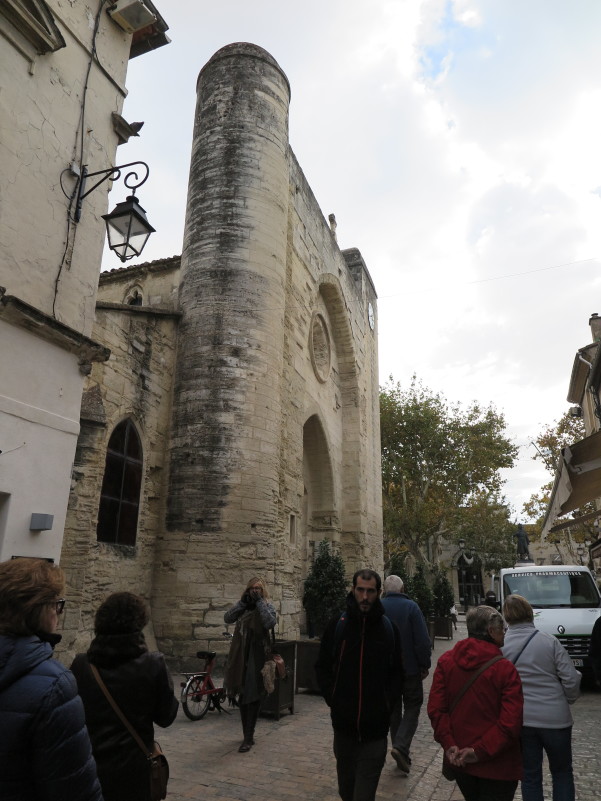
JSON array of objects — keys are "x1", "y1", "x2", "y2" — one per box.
[{"x1": 427, "y1": 637, "x2": 523, "y2": 781}]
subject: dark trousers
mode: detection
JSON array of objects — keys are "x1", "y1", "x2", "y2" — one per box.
[
  {"x1": 455, "y1": 773, "x2": 518, "y2": 801},
  {"x1": 389, "y1": 673, "x2": 423, "y2": 757},
  {"x1": 333, "y1": 731, "x2": 387, "y2": 801},
  {"x1": 521, "y1": 725, "x2": 575, "y2": 801},
  {"x1": 239, "y1": 700, "x2": 260, "y2": 743}
]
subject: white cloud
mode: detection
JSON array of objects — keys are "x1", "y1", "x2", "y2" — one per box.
[{"x1": 108, "y1": 0, "x2": 601, "y2": 518}]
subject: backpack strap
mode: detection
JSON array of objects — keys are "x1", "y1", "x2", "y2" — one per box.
[
  {"x1": 333, "y1": 612, "x2": 347, "y2": 660},
  {"x1": 89, "y1": 663, "x2": 152, "y2": 759},
  {"x1": 449, "y1": 655, "x2": 503, "y2": 715},
  {"x1": 509, "y1": 630, "x2": 538, "y2": 665}
]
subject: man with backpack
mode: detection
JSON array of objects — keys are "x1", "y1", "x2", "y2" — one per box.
[
  {"x1": 381, "y1": 574, "x2": 432, "y2": 774},
  {"x1": 315, "y1": 569, "x2": 403, "y2": 801}
]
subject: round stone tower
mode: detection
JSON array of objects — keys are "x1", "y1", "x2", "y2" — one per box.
[{"x1": 159, "y1": 44, "x2": 291, "y2": 657}]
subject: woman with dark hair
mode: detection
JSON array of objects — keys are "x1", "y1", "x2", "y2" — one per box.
[
  {"x1": 502, "y1": 593, "x2": 580, "y2": 801},
  {"x1": 0, "y1": 557, "x2": 103, "y2": 801},
  {"x1": 224, "y1": 576, "x2": 276, "y2": 752},
  {"x1": 71, "y1": 592, "x2": 178, "y2": 801},
  {"x1": 428, "y1": 605, "x2": 523, "y2": 801}
]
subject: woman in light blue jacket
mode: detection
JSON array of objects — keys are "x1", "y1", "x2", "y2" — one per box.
[{"x1": 502, "y1": 594, "x2": 580, "y2": 801}]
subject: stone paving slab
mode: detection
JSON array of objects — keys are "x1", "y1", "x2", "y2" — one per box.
[{"x1": 157, "y1": 621, "x2": 600, "y2": 800}]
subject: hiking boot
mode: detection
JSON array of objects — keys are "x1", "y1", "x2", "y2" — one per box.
[{"x1": 391, "y1": 748, "x2": 411, "y2": 773}]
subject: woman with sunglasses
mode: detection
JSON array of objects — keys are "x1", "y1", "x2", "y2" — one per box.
[
  {"x1": 0, "y1": 557, "x2": 103, "y2": 801},
  {"x1": 224, "y1": 576, "x2": 276, "y2": 752}
]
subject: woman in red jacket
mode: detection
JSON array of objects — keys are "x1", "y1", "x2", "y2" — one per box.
[{"x1": 428, "y1": 605, "x2": 523, "y2": 801}]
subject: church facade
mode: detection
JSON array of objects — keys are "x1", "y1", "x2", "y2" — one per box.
[{"x1": 59, "y1": 44, "x2": 382, "y2": 665}]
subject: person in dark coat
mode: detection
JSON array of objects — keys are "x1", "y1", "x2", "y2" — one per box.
[
  {"x1": 315, "y1": 568, "x2": 403, "y2": 801},
  {"x1": 428, "y1": 605, "x2": 523, "y2": 801},
  {"x1": 223, "y1": 576, "x2": 277, "y2": 752},
  {"x1": 71, "y1": 592, "x2": 178, "y2": 801},
  {"x1": 589, "y1": 614, "x2": 601, "y2": 688},
  {"x1": 0, "y1": 557, "x2": 103, "y2": 801},
  {"x1": 381, "y1": 574, "x2": 431, "y2": 774}
]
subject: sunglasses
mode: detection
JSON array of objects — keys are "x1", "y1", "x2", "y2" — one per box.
[{"x1": 52, "y1": 599, "x2": 66, "y2": 615}]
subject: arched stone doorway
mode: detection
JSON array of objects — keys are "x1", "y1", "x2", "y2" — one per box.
[
  {"x1": 457, "y1": 553, "x2": 484, "y2": 611},
  {"x1": 301, "y1": 414, "x2": 337, "y2": 632}
]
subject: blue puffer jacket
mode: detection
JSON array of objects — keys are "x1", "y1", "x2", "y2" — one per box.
[{"x1": 0, "y1": 634, "x2": 103, "y2": 801}]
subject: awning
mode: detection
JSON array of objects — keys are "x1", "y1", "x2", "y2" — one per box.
[{"x1": 541, "y1": 430, "x2": 601, "y2": 538}]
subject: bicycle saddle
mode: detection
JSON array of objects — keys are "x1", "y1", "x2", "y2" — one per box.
[{"x1": 196, "y1": 650, "x2": 216, "y2": 661}]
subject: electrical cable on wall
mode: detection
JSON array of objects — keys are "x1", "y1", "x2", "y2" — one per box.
[{"x1": 53, "y1": 0, "x2": 110, "y2": 318}]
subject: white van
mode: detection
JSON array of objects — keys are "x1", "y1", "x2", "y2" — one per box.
[{"x1": 492, "y1": 564, "x2": 601, "y2": 675}]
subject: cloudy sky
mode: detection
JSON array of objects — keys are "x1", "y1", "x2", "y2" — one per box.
[{"x1": 106, "y1": 0, "x2": 601, "y2": 515}]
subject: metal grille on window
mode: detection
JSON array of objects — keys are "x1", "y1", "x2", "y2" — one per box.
[{"x1": 97, "y1": 419, "x2": 142, "y2": 545}]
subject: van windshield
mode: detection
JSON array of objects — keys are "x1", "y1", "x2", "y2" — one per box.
[{"x1": 502, "y1": 570, "x2": 600, "y2": 609}]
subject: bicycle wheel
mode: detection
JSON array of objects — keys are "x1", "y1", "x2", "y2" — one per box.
[{"x1": 181, "y1": 676, "x2": 211, "y2": 720}]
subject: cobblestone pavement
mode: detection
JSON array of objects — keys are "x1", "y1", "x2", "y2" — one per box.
[{"x1": 157, "y1": 621, "x2": 600, "y2": 801}]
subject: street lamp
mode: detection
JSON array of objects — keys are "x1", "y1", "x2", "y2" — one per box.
[{"x1": 74, "y1": 161, "x2": 155, "y2": 262}]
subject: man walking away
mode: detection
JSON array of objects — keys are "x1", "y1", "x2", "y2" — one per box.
[
  {"x1": 381, "y1": 574, "x2": 431, "y2": 774},
  {"x1": 315, "y1": 569, "x2": 403, "y2": 801}
]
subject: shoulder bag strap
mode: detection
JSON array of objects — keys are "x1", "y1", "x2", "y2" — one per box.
[
  {"x1": 510, "y1": 630, "x2": 538, "y2": 665},
  {"x1": 449, "y1": 655, "x2": 503, "y2": 715},
  {"x1": 89, "y1": 663, "x2": 151, "y2": 758}
]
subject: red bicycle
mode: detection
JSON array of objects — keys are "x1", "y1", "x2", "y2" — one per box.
[{"x1": 180, "y1": 635, "x2": 232, "y2": 721}]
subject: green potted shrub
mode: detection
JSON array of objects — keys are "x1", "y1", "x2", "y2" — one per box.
[
  {"x1": 432, "y1": 567, "x2": 455, "y2": 639},
  {"x1": 302, "y1": 540, "x2": 348, "y2": 637},
  {"x1": 407, "y1": 564, "x2": 435, "y2": 646},
  {"x1": 386, "y1": 553, "x2": 415, "y2": 598},
  {"x1": 410, "y1": 564, "x2": 434, "y2": 619},
  {"x1": 299, "y1": 540, "x2": 348, "y2": 692}
]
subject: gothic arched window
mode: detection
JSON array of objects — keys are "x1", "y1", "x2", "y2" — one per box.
[{"x1": 97, "y1": 419, "x2": 143, "y2": 545}]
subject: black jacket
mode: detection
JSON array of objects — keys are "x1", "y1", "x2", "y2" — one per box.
[
  {"x1": 589, "y1": 615, "x2": 601, "y2": 686},
  {"x1": 71, "y1": 635, "x2": 178, "y2": 801},
  {"x1": 315, "y1": 593, "x2": 402, "y2": 741}
]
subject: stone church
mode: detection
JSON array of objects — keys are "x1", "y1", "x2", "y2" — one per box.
[{"x1": 59, "y1": 43, "x2": 382, "y2": 665}]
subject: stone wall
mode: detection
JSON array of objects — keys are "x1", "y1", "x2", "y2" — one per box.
[
  {"x1": 58, "y1": 44, "x2": 382, "y2": 667},
  {"x1": 59, "y1": 283, "x2": 179, "y2": 659}
]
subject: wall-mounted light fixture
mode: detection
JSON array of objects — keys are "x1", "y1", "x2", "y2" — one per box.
[
  {"x1": 74, "y1": 161, "x2": 155, "y2": 262},
  {"x1": 30, "y1": 513, "x2": 54, "y2": 531},
  {"x1": 107, "y1": 0, "x2": 156, "y2": 34}
]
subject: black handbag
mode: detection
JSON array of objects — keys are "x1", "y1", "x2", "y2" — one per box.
[{"x1": 90, "y1": 663, "x2": 169, "y2": 800}]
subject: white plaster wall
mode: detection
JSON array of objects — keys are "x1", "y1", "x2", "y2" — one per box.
[
  {"x1": 0, "y1": 1, "x2": 153, "y2": 565},
  {"x1": 0, "y1": 1, "x2": 131, "y2": 336},
  {"x1": 0, "y1": 320, "x2": 83, "y2": 561}
]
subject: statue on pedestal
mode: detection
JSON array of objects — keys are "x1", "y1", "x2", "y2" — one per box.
[{"x1": 515, "y1": 524, "x2": 531, "y2": 561}]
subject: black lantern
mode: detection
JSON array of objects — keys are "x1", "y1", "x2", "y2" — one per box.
[
  {"x1": 102, "y1": 195, "x2": 155, "y2": 262},
  {"x1": 74, "y1": 161, "x2": 154, "y2": 262}
]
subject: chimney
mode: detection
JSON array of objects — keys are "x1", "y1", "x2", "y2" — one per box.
[{"x1": 590, "y1": 312, "x2": 601, "y2": 343}]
